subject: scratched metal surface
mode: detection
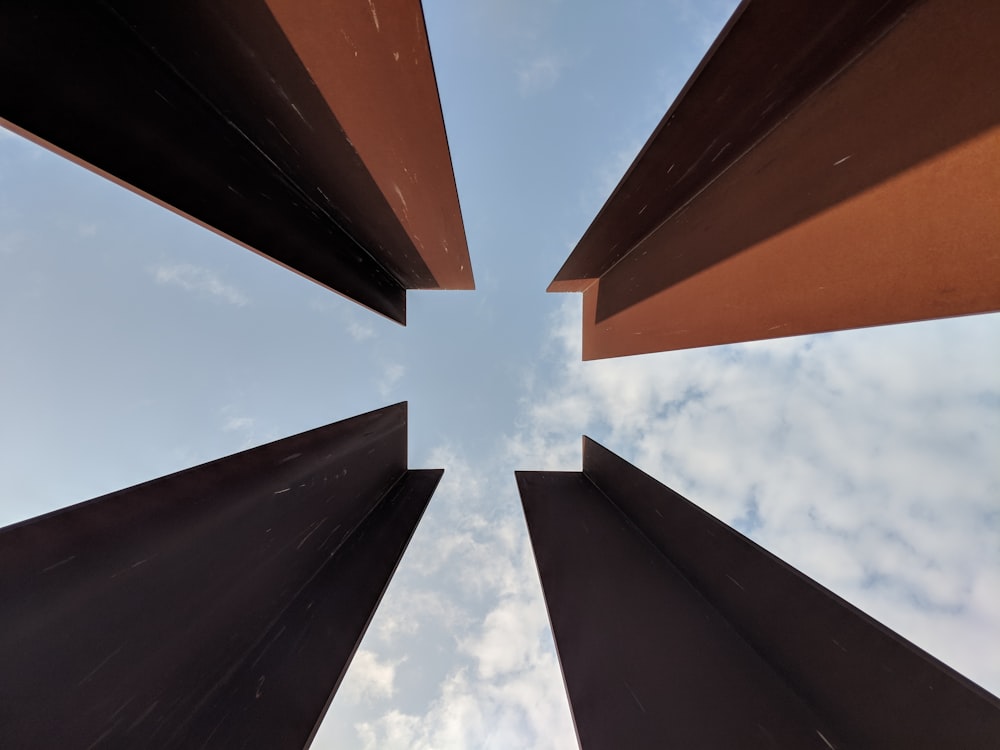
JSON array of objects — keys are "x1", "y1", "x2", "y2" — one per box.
[
  {"x1": 549, "y1": 0, "x2": 1000, "y2": 358},
  {"x1": 0, "y1": 0, "x2": 473, "y2": 323},
  {"x1": 550, "y1": 0, "x2": 921, "y2": 291},
  {"x1": 517, "y1": 438, "x2": 1000, "y2": 749},
  {"x1": 266, "y1": 0, "x2": 474, "y2": 292},
  {"x1": 0, "y1": 403, "x2": 442, "y2": 749}
]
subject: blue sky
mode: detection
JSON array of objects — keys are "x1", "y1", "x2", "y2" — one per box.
[{"x1": 2, "y1": 1, "x2": 999, "y2": 747}]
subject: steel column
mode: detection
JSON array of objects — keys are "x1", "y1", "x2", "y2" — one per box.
[
  {"x1": 0, "y1": 1, "x2": 473, "y2": 323},
  {"x1": 550, "y1": 0, "x2": 1000, "y2": 358},
  {"x1": 0, "y1": 403, "x2": 441, "y2": 749},
  {"x1": 517, "y1": 438, "x2": 1000, "y2": 748}
]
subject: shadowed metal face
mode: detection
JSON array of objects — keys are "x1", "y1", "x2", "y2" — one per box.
[
  {"x1": 0, "y1": 0, "x2": 474, "y2": 323},
  {"x1": 0, "y1": 403, "x2": 442, "y2": 749},
  {"x1": 517, "y1": 437, "x2": 1000, "y2": 748}
]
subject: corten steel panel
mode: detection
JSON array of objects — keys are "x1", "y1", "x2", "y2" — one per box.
[
  {"x1": 549, "y1": 0, "x2": 1000, "y2": 359},
  {"x1": 0, "y1": 1, "x2": 473, "y2": 324},
  {"x1": 516, "y1": 438, "x2": 1000, "y2": 749},
  {"x1": 516, "y1": 471, "x2": 841, "y2": 750},
  {"x1": 0, "y1": 403, "x2": 443, "y2": 750},
  {"x1": 266, "y1": 0, "x2": 473, "y2": 291}
]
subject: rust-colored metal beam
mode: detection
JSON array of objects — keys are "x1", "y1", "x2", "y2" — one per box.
[
  {"x1": 0, "y1": 1, "x2": 473, "y2": 324},
  {"x1": 0, "y1": 403, "x2": 442, "y2": 749},
  {"x1": 517, "y1": 438, "x2": 1000, "y2": 748},
  {"x1": 551, "y1": 0, "x2": 1000, "y2": 359},
  {"x1": 266, "y1": 0, "x2": 472, "y2": 292}
]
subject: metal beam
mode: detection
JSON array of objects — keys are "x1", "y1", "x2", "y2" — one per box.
[
  {"x1": 517, "y1": 438, "x2": 1000, "y2": 748},
  {"x1": 0, "y1": 403, "x2": 441, "y2": 749},
  {"x1": 0, "y1": 1, "x2": 473, "y2": 323},
  {"x1": 550, "y1": 0, "x2": 1000, "y2": 358}
]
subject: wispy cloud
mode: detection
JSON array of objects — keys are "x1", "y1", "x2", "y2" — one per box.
[
  {"x1": 222, "y1": 416, "x2": 254, "y2": 433},
  {"x1": 348, "y1": 318, "x2": 375, "y2": 342},
  {"x1": 378, "y1": 363, "x2": 406, "y2": 398},
  {"x1": 341, "y1": 650, "x2": 402, "y2": 704},
  {"x1": 373, "y1": 589, "x2": 467, "y2": 646},
  {"x1": 517, "y1": 55, "x2": 564, "y2": 96},
  {"x1": 152, "y1": 263, "x2": 248, "y2": 306},
  {"x1": 219, "y1": 412, "x2": 261, "y2": 450},
  {"x1": 308, "y1": 296, "x2": 377, "y2": 341}
]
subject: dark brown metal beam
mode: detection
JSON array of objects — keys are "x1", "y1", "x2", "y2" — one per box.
[
  {"x1": 0, "y1": 1, "x2": 473, "y2": 324},
  {"x1": 517, "y1": 438, "x2": 1000, "y2": 748},
  {"x1": 0, "y1": 403, "x2": 442, "y2": 749},
  {"x1": 550, "y1": 0, "x2": 1000, "y2": 358}
]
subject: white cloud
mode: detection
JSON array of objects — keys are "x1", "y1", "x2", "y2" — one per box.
[
  {"x1": 354, "y1": 570, "x2": 575, "y2": 750},
  {"x1": 373, "y1": 588, "x2": 468, "y2": 645},
  {"x1": 219, "y1": 409, "x2": 268, "y2": 450},
  {"x1": 355, "y1": 657, "x2": 574, "y2": 750},
  {"x1": 152, "y1": 262, "x2": 248, "y2": 306},
  {"x1": 340, "y1": 650, "x2": 402, "y2": 704},
  {"x1": 348, "y1": 318, "x2": 375, "y2": 341},
  {"x1": 460, "y1": 586, "x2": 550, "y2": 681},
  {"x1": 222, "y1": 416, "x2": 254, "y2": 433},
  {"x1": 378, "y1": 363, "x2": 406, "y2": 398},
  {"x1": 517, "y1": 55, "x2": 564, "y2": 95}
]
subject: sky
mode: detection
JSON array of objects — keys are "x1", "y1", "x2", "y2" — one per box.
[{"x1": 1, "y1": 0, "x2": 999, "y2": 747}]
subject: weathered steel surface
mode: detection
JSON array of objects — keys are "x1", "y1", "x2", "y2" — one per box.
[
  {"x1": 267, "y1": 0, "x2": 473, "y2": 291},
  {"x1": 0, "y1": 403, "x2": 442, "y2": 749},
  {"x1": 517, "y1": 438, "x2": 1000, "y2": 749},
  {"x1": 0, "y1": 1, "x2": 472, "y2": 323},
  {"x1": 517, "y1": 471, "x2": 839, "y2": 750},
  {"x1": 550, "y1": 0, "x2": 1000, "y2": 358}
]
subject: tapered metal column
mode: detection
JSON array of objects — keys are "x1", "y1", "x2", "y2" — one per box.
[
  {"x1": 551, "y1": 0, "x2": 1000, "y2": 358},
  {"x1": 0, "y1": 1, "x2": 473, "y2": 323},
  {"x1": 0, "y1": 403, "x2": 441, "y2": 750},
  {"x1": 517, "y1": 438, "x2": 1000, "y2": 748}
]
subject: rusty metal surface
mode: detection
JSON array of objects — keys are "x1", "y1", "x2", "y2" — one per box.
[
  {"x1": 550, "y1": 0, "x2": 1000, "y2": 358},
  {"x1": 0, "y1": 1, "x2": 472, "y2": 323},
  {"x1": 550, "y1": 0, "x2": 918, "y2": 291},
  {"x1": 517, "y1": 438, "x2": 1000, "y2": 748},
  {"x1": 0, "y1": 403, "x2": 442, "y2": 749},
  {"x1": 267, "y1": 0, "x2": 474, "y2": 291}
]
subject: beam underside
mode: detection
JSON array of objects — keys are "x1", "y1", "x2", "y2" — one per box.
[
  {"x1": 517, "y1": 471, "x2": 839, "y2": 750},
  {"x1": 516, "y1": 438, "x2": 1000, "y2": 748},
  {"x1": 0, "y1": 1, "x2": 473, "y2": 322},
  {"x1": 0, "y1": 403, "x2": 441, "y2": 750},
  {"x1": 551, "y1": 0, "x2": 921, "y2": 288},
  {"x1": 551, "y1": 0, "x2": 1000, "y2": 358}
]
